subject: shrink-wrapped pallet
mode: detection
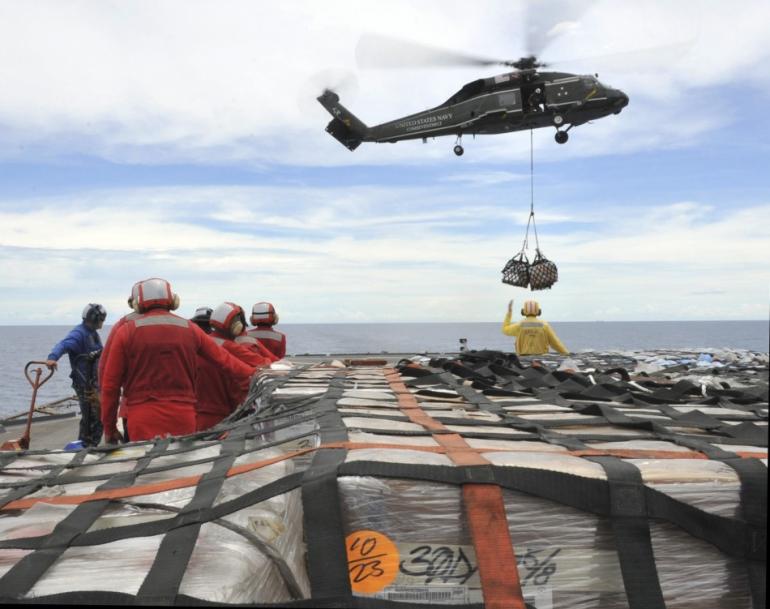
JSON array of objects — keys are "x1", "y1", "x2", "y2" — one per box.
[
  {"x1": 338, "y1": 442, "x2": 758, "y2": 608},
  {"x1": 0, "y1": 445, "x2": 309, "y2": 603}
]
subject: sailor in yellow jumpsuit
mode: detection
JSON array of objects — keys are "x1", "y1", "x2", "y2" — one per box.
[{"x1": 502, "y1": 299, "x2": 569, "y2": 355}]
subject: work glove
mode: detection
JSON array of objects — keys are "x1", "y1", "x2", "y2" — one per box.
[{"x1": 104, "y1": 427, "x2": 124, "y2": 445}]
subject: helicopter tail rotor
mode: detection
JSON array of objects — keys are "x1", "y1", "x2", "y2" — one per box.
[
  {"x1": 299, "y1": 67, "x2": 359, "y2": 117},
  {"x1": 317, "y1": 90, "x2": 369, "y2": 151}
]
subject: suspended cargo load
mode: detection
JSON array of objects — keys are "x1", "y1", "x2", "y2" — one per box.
[
  {"x1": 501, "y1": 131, "x2": 559, "y2": 291},
  {"x1": 528, "y1": 249, "x2": 559, "y2": 290},
  {"x1": 501, "y1": 252, "x2": 530, "y2": 288}
]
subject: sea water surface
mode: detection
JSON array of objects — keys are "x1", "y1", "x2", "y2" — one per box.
[{"x1": 0, "y1": 321, "x2": 767, "y2": 416}]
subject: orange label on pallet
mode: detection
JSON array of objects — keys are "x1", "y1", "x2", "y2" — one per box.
[{"x1": 346, "y1": 530, "x2": 400, "y2": 594}]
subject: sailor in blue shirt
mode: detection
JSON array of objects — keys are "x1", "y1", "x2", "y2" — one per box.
[{"x1": 46, "y1": 304, "x2": 107, "y2": 446}]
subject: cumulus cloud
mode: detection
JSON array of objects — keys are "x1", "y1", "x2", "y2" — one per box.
[
  {"x1": 0, "y1": 183, "x2": 767, "y2": 322},
  {"x1": 0, "y1": 0, "x2": 768, "y2": 165},
  {"x1": 0, "y1": 2, "x2": 768, "y2": 325}
]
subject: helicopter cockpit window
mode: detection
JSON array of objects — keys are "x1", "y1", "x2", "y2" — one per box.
[
  {"x1": 442, "y1": 79, "x2": 485, "y2": 106},
  {"x1": 581, "y1": 76, "x2": 597, "y2": 90}
]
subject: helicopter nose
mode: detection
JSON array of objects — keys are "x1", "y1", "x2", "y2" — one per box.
[{"x1": 611, "y1": 89, "x2": 629, "y2": 113}]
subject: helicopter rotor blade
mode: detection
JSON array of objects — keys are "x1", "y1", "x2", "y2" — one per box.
[
  {"x1": 544, "y1": 39, "x2": 695, "y2": 73},
  {"x1": 524, "y1": 0, "x2": 598, "y2": 60},
  {"x1": 355, "y1": 33, "x2": 510, "y2": 69}
]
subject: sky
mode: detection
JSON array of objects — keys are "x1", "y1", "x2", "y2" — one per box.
[{"x1": 0, "y1": 0, "x2": 768, "y2": 324}]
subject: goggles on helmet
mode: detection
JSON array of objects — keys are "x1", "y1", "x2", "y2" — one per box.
[
  {"x1": 250, "y1": 301, "x2": 278, "y2": 326},
  {"x1": 132, "y1": 278, "x2": 180, "y2": 312}
]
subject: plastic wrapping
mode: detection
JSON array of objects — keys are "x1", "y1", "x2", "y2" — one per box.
[
  {"x1": 336, "y1": 375, "x2": 761, "y2": 609},
  {"x1": 0, "y1": 354, "x2": 765, "y2": 607},
  {"x1": 0, "y1": 444, "x2": 310, "y2": 603},
  {"x1": 339, "y1": 469, "x2": 754, "y2": 608}
]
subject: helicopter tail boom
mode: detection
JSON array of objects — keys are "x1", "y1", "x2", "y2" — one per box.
[{"x1": 317, "y1": 90, "x2": 368, "y2": 151}]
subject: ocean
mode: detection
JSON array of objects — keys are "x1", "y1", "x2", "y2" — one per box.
[{"x1": 0, "y1": 321, "x2": 767, "y2": 416}]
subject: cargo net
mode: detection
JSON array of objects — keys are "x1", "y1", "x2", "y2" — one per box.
[
  {"x1": 501, "y1": 211, "x2": 558, "y2": 291},
  {"x1": 0, "y1": 352, "x2": 767, "y2": 607},
  {"x1": 501, "y1": 252, "x2": 530, "y2": 288}
]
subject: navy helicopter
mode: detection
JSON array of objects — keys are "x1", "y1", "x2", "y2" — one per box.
[{"x1": 317, "y1": 33, "x2": 629, "y2": 155}]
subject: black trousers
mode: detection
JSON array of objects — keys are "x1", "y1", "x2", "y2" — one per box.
[{"x1": 74, "y1": 385, "x2": 103, "y2": 447}]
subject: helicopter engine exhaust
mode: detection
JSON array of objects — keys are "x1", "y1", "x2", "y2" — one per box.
[{"x1": 317, "y1": 90, "x2": 369, "y2": 151}]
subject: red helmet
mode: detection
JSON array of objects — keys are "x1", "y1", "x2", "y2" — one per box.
[
  {"x1": 250, "y1": 302, "x2": 278, "y2": 326},
  {"x1": 131, "y1": 278, "x2": 179, "y2": 312},
  {"x1": 210, "y1": 302, "x2": 246, "y2": 337}
]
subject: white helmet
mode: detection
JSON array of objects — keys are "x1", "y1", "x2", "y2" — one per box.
[
  {"x1": 131, "y1": 278, "x2": 180, "y2": 313},
  {"x1": 250, "y1": 301, "x2": 278, "y2": 326},
  {"x1": 210, "y1": 302, "x2": 246, "y2": 337}
]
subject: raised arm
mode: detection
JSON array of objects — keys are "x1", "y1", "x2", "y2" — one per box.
[{"x1": 501, "y1": 300, "x2": 521, "y2": 337}]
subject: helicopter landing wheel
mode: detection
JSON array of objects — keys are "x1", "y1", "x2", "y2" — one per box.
[
  {"x1": 453, "y1": 144, "x2": 464, "y2": 156},
  {"x1": 555, "y1": 131, "x2": 569, "y2": 144},
  {"x1": 553, "y1": 114, "x2": 565, "y2": 127}
]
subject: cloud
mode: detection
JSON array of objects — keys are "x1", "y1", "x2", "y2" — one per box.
[
  {"x1": 0, "y1": 1, "x2": 768, "y2": 165},
  {"x1": 1, "y1": 183, "x2": 768, "y2": 322},
  {"x1": 1, "y1": 2, "x2": 768, "y2": 325}
]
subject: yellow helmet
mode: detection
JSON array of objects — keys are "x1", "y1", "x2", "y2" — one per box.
[{"x1": 521, "y1": 300, "x2": 541, "y2": 317}]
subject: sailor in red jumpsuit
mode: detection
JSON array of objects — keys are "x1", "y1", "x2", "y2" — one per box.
[
  {"x1": 100, "y1": 279, "x2": 253, "y2": 443},
  {"x1": 246, "y1": 301, "x2": 286, "y2": 359},
  {"x1": 193, "y1": 302, "x2": 274, "y2": 431},
  {"x1": 98, "y1": 285, "x2": 139, "y2": 441}
]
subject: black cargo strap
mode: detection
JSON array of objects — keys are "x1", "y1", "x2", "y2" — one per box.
[
  {"x1": 136, "y1": 434, "x2": 246, "y2": 603},
  {"x1": 0, "y1": 357, "x2": 765, "y2": 607},
  {"x1": 723, "y1": 457, "x2": 767, "y2": 609},
  {"x1": 335, "y1": 459, "x2": 765, "y2": 560},
  {"x1": 0, "y1": 472, "x2": 306, "y2": 552},
  {"x1": 0, "y1": 447, "x2": 91, "y2": 510},
  {"x1": 0, "y1": 438, "x2": 170, "y2": 599},
  {"x1": 587, "y1": 456, "x2": 665, "y2": 609},
  {"x1": 0, "y1": 589, "x2": 487, "y2": 608},
  {"x1": 300, "y1": 373, "x2": 352, "y2": 600}
]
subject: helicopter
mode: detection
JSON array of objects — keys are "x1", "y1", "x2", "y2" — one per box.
[{"x1": 317, "y1": 35, "x2": 629, "y2": 155}]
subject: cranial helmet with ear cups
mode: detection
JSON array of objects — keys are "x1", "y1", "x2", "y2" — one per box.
[
  {"x1": 250, "y1": 302, "x2": 278, "y2": 326},
  {"x1": 131, "y1": 278, "x2": 180, "y2": 313},
  {"x1": 210, "y1": 302, "x2": 247, "y2": 337},
  {"x1": 82, "y1": 303, "x2": 107, "y2": 324},
  {"x1": 521, "y1": 300, "x2": 541, "y2": 317}
]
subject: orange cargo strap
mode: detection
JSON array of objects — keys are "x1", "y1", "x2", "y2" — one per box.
[
  {"x1": 384, "y1": 368, "x2": 526, "y2": 609},
  {"x1": 3, "y1": 437, "x2": 765, "y2": 513}
]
